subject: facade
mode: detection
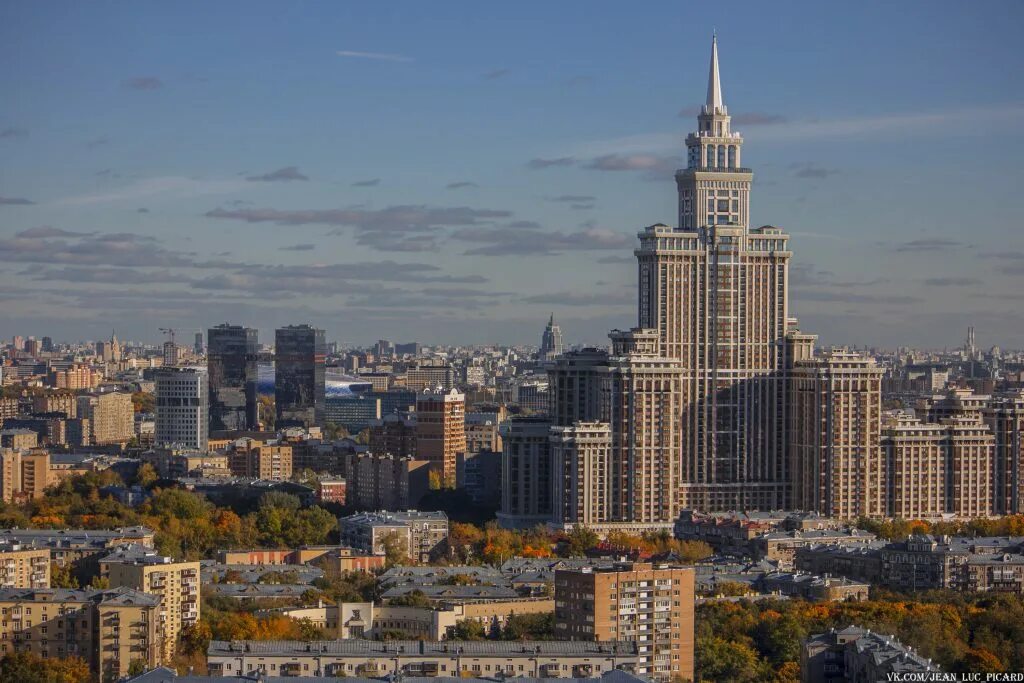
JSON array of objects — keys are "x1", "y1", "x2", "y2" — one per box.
[
  {"x1": 102, "y1": 547, "x2": 201, "y2": 661},
  {"x1": 539, "y1": 313, "x2": 564, "y2": 361},
  {"x1": 324, "y1": 395, "x2": 382, "y2": 433},
  {"x1": 555, "y1": 562, "x2": 695, "y2": 681},
  {"x1": 208, "y1": 639, "x2": 641, "y2": 679},
  {"x1": 801, "y1": 626, "x2": 941, "y2": 683},
  {"x1": 985, "y1": 392, "x2": 1024, "y2": 514},
  {"x1": 0, "y1": 448, "x2": 49, "y2": 503},
  {"x1": 281, "y1": 597, "x2": 554, "y2": 641},
  {"x1": 464, "y1": 413, "x2": 502, "y2": 454},
  {"x1": 405, "y1": 365, "x2": 456, "y2": 392},
  {"x1": 226, "y1": 443, "x2": 293, "y2": 481},
  {"x1": 207, "y1": 324, "x2": 259, "y2": 432},
  {"x1": 789, "y1": 350, "x2": 885, "y2": 518},
  {"x1": 368, "y1": 413, "x2": 417, "y2": 458},
  {"x1": 0, "y1": 587, "x2": 162, "y2": 680},
  {"x1": 154, "y1": 367, "x2": 209, "y2": 451},
  {"x1": 338, "y1": 511, "x2": 448, "y2": 563},
  {"x1": 275, "y1": 325, "x2": 326, "y2": 428},
  {"x1": 881, "y1": 412, "x2": 994, "y2": 519},
  {"x1": 551, "y1": 422, "x2": 611, "y2": 527},
  {"x1": 0, "y1": 543, "x2": 50, "y2": 588},
  {"x1": 498, "y1": 417, "x2": 553, "y2": 529},
  {"x1": 342, "y1": 452, "x2": 430, "y2": 511},
  {"x1": 318, "y1": 478, "x2": 347, "y2": 505},
  {"x1": 77, "y1": 392, "x2": 134, "y2": 445},
  {"x1": 415, "y1": 387, "x2": 465, "y2": 481},
  {"x1": 32, "y1": 391, "x2": 77, "y2": 417}
]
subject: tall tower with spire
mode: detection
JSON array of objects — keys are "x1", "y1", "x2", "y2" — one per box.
[
  {"x1": 635, "y1": 34, "x2": 793, "y2": 511},
  {"x1": 539, "y1": 313, "x2": 564, "y2": 361}
]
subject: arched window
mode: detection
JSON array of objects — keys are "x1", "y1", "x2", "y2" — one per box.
[
  {"x1": 706, "y1": 145, "x2": 714, "y2": 167},
  {"x1": 728, "y1": 146, "x2": 737, "y2": 169},
  {"x1": 717, "y1": 145, "x2": 726, "y2": 168}
]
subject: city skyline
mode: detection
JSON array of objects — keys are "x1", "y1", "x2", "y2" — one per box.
[{"x1": 2, "y1": 2, "x2": 1024, "y2": 348}]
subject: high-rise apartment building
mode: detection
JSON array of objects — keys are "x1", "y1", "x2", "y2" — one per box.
[
  {"x1": 555, "y1": 562, "x2": 695, "y2": 681},
  {"x1": 405, "y1": 364, "x2": 456, "y2": 391},
  {"x1": 540, "y1": 36, "x2": 798, "y2": 525},
  {"x1": 984, "y1": 393, "x2": 1024, "y2": 514},
  {"x1": 0, "y1": 449, "x2": 49, "y2": 503},
  {"x1": 415, "y1": 387, "x2": 465, "y2": 481},
  {"x1": 275, "y1": 325, "x2": 326, "y2": 428},
  {"x1": 498, "y1": 416, "x2": 553, "y2": 529},
  {"x1": 551, "y1": 422, "x2": 611, "y2": 526},
  {"x1": 77, "y1": 392, "x2": 134, "y2": 445},
  {"x1": 226, "y1": 443, "x2": 293, "y2": 481},
  {"x1": 207, "y1": 324, "x2": 259, "y2": 432},
  {"x1": 790, "y1": 349, "x2": 885, "y2": 518},
  {"x1": 102, "y1": 547, "x2": 200, "y2": 662},
  {"x1": 881, "y1": 412, "x2": 994, "y2": 519},
  {"x1": 155, "y1": 367, "x2": 208, "y2": 451}
]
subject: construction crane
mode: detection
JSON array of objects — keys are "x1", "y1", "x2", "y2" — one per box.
[{"x1": 159, "y1": 328, "x2": 176, "y2": 345}]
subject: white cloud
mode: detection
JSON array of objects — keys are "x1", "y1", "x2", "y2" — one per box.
[{"x1": 337, "y1": 50, "x2": 413, "y2": 63}]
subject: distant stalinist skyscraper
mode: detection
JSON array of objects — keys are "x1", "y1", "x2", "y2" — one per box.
[
  {"x1": 637, "y1": 35, "x2": 793, "y2": 511},
  {"x1": 534, "y1": 35, "x2": 797, "y2": 531}
]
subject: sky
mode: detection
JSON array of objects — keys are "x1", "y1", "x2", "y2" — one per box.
[{"x1": 2, "y1": 1, "x2": 1023, "y2": 349}]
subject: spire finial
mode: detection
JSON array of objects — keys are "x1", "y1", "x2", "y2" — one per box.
[{"x1": 706, "y1": 33, "x2": 724, "y2": 113}]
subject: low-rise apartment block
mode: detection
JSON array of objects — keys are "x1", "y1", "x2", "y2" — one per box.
[
  {"x1": 338, "y1": 510, "x2": 448, "y2": 563},
  {"x1": 801, "y1": 626, "x2": 941, "y2": 682},
  {"x1": 0, "y1": 587, "x2": 162, "y2": 681},
  {"x1": 0, "y1": 542, "x2": 50, "y2": 588},
  {"x1": 207, "y1": 639, "x2": 641, "y2": 679}
]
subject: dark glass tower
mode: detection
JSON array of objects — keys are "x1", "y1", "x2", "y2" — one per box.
[
  {"x1": 275, "y1": 325, "x2": 326, "y2": 428},
  {"x1": 207, "y1": 324, "x2": 259, "y2": 432}
]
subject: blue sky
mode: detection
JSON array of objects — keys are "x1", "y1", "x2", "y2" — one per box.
[{"x1": 2, "y1": 1, "x2": 1023, "y2": 348}]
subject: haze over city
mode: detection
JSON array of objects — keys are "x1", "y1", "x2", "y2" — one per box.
[{"x1": 3, "y1": 1, "x2": 1023, "y2": 348}]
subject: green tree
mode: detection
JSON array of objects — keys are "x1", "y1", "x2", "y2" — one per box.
[
  {"x1": 0, "y1": 651, "x2": 91, "y2": 683},
  {"x1": 50, "y1": 562, "x2": 79, "y2": 588},
  {"x1": 135, "y1": 462, "x2": 159, "y2": 487},
  {"x1": 380, "y1": 530, "x2": 410, "y2": 567},
  {"x1": 566, "y1": 525, "x2": 599, "y2": 556},
  {"x1": 451, "y1": 618, "x2": 487, "y2": 640},
  {"x1": 696, "y1": 637, "x2": 764, "y2": 683}
]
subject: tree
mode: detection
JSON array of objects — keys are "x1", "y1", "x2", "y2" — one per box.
[
  {"x1": 388, "y1": 590, "x2": 432, "y2": 608},
  {"x1": 131, "y1": 391, "x2": 155, "y2": 414},
  {"x1": 179, "y1": 621, "x2": 213, "y2": 656},
  {"x1": 135, "y1": 462, "x2": 159, "y2": 487},
  {"x1": 258, "y1": 491, "x2": 302, "y2": 512},
  {"x1": 502, "y1": 612, "x2": 555, "y2": 640},
  {"x1": 128, "y1": 659, "x2": 148, "y2": 676},
  {"x1": 696, "y1": 637, "x2": 764, "y2": 683},
  {"x1": 451, "y1": 618, "x2": 487, "y2": 640},
  {"x1": 566, "y1": 525, "x2": 599, "y2": 556},
  {"x1": 0, "y1": 651, "x2": 91, "y2": 683},
  {"x1": 380, "y1": 530, "x2": 410, "y2": 567},
  {"x1": 51, "y1": 562, "x2": 79, "y2": 589}
]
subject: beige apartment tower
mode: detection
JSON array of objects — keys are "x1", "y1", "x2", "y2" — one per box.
[
  {"x1": 415, "y1": 387, "x2": 465, "y2": 482},
  {"x1": 555, "y1": 562, "x2": 695, "y2": 682},
  {"x1": 789, "y1": 350, "x2": 885, "y2": 518},
  {"x1": 551, "y1": 422, "x2": 611, "y2": 526},
  {"x1": 104, "y1": 553, "x2": 201, "y2": 661}
]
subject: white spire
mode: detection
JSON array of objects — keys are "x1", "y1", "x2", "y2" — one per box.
[{"x1": 706, "y1": 33, "x2": 724, "y2": 113}]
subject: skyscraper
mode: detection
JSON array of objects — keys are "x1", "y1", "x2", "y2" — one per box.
[
  {"x1": 155, "y1": 367, "x2": 208, "y2": 451},
  {"x1": 539, "y1": 35, "x2": 802, "y2": 527},
  {"x1": 275, "y1": 325, "x2": 326, "y2": 428},
  {"x1": 207, "y1": 324, "x2": 259, "y2": 432},
  {"x1": 539, "y1": 313, "x2": 564, "y2": 360},
  {"x1": 639, "y1": 35, "x2": 792, "y2": 511}
]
